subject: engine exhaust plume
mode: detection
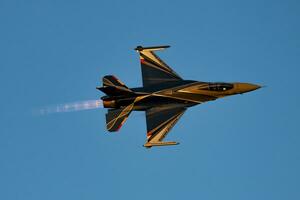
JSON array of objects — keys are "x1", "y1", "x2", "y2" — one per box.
[{"x1": 37, "y1": 99, "x2": 103, "y2": 115}]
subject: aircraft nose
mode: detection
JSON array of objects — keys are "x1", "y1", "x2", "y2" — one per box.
[{"x1": 236, "y1": 83, "x2": 261, "y2": 94}]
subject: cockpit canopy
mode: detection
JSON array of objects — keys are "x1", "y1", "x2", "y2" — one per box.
[{"x1": 203, "y1": 83, "x2": 234, "y2": 91}]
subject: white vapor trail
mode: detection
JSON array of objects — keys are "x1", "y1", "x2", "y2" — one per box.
[{"x1": 37, "y1": 99, "x2": 103, "y2": 115}]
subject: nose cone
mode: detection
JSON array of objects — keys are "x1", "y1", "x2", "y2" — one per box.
[{"x1": 235, "y1": 83, "x2": 261, "y2": 94}]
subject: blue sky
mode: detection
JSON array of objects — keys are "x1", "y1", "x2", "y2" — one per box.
[{"x1": 0, "y1": 0, "x2": 299, "y2": 199}]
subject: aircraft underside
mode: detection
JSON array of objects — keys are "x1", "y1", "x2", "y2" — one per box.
[{"x1": 98, "y1": 45, "x2": 261, "y2": 148}]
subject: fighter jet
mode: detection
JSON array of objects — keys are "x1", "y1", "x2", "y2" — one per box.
[{"x1": 97, "y1": 45, "x2": 261, "y2": 148}]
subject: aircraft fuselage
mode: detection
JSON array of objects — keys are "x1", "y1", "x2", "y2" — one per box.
[{"x1": 101, "y1": 81, "x2": 260, "y2": 111}]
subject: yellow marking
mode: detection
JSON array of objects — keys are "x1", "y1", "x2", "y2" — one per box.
[
  {"x1": 153, "y1": 93, "x2": 202, "y2": 103},
  {"x1": 147, "y1": 111, "x2": 182, "y2": 137},
  {"x1": 103, "y1": 78, "x2": 115, "y2": 86},
  {"x1": 107, "y1": 95, "x2": 150, "y2": 130},
  {"x1": 148, "y1": 112, "x2": 185, "y2": 143},
  {"x1": 140, "y1": 53, "x2": 176, "y2": 77},
  {"x1": 140, "y1": 51, "x2": 165, "y2": 68},
  {"x1": 107, "y1": 103, "x2": 134, "y2": 130}
]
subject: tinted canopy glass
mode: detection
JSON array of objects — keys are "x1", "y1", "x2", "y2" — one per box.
[{"x1": 203, "y1": 83, "x2": 233, "y2": 91}]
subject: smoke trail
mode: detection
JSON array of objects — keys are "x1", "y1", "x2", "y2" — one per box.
[{"x1": 37, "y1": 99, "x2": 103, "y2": 115}]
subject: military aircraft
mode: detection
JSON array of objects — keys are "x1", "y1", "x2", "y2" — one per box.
[{"x1": 97, "y1": 45, "x2": 261, "y2": 148}]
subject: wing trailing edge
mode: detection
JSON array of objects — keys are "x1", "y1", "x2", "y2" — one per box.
[{"x1": 144, "y1": 106, "x2": 186, "y2": 147}]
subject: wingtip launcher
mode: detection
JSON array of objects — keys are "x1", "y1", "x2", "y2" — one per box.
[
  {"x1": 143, "y1": 141, "x2": 179, "y2": 148},
  {"x1": 135, "y1": 45, "x2": 170, "y2": 52}
]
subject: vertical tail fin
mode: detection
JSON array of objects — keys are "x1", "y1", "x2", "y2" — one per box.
[
  {"x1": 103, "y1": 75, "x2": 128, "y2": 88},
  {"x1": 97, "y1": 75, "x2": 133, "y2": 96}
]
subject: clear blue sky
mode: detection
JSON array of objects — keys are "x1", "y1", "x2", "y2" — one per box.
[{"x1": 1, "y1": 0, "x2": 299, "y2": 199}]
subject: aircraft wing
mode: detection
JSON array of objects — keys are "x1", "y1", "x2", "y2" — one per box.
[
  {"x1": 144, "y1": 106, "x2": 186, "y2": 148},
  {"x1": 135, "y1": 45, "x2": 183, "y2": 87}
]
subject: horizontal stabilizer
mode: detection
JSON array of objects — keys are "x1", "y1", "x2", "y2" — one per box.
[{"x1": 106, "y1": 105, "x2": 133, "y2": 132}]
